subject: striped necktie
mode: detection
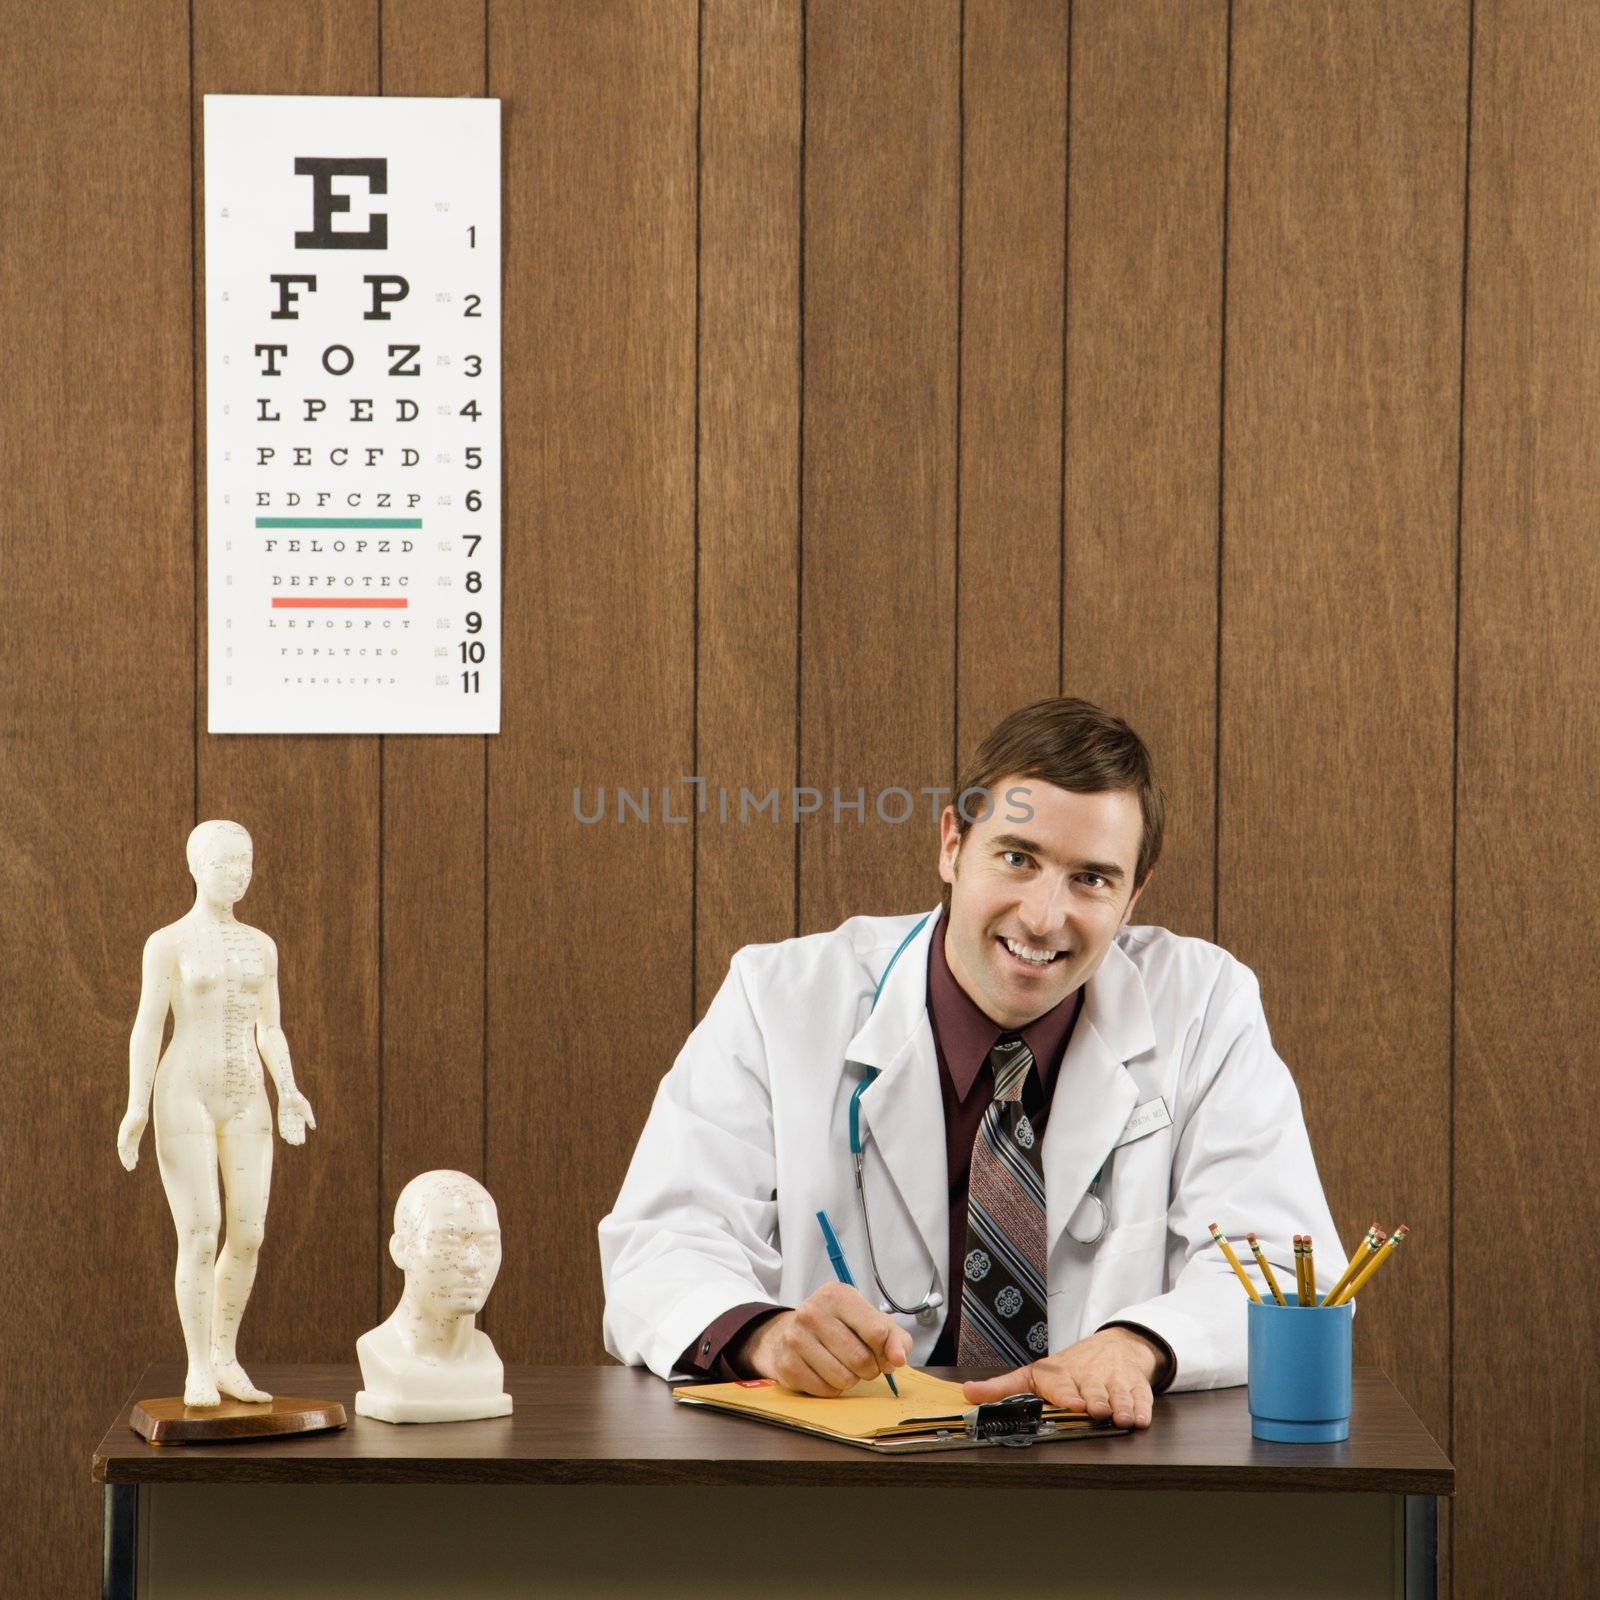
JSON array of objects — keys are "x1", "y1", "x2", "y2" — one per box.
[{"x1": 957, "y1": 1033, "x2": 1049, "y2": 1369}]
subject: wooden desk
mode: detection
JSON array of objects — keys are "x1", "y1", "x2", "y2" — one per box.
[{"x1": 94, "y1": 1363, "x2": 1453, "y2": 1599}]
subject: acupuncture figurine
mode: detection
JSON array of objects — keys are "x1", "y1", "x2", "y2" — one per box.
[
  {"x1": 356, "y1": 1170, "x2": 512, "y2": 1423},
  {"x1": 118, "y1": 820, "x2": 316, "y2": 1408}
]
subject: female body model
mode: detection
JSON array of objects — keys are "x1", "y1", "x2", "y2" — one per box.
[{"x1": 119, "y1": 820, "x2": 315, "y2": 1407}]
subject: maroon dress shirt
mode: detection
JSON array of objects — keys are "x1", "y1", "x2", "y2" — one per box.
[{"x1": 679, "y1": 922, "x2": 1176, "y2": 1390}]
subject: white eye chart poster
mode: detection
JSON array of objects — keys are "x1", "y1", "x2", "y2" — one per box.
[{"x1": 204, "y1": 95, "x2": 501, "y2": 733}]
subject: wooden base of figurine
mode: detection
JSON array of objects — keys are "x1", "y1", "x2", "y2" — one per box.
[{"x1": 130, "y1": 1394, "x2": 347, "y2": 1445}]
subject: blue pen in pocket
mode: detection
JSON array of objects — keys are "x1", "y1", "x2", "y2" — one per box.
[{"x1": 816, "y1": 1208, "x2": 901, "y2": 1397}]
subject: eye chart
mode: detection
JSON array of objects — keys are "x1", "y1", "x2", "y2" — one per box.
[{"x1": 204, "y1": 95, "x2": 501, "y2": 734}]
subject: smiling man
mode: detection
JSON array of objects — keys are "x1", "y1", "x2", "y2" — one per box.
[{"x1": 600, "y1": 698, "x2": 1342, "y2": 1430}]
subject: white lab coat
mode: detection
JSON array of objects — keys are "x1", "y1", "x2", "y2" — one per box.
[{"x1": 599, "y1": 905, "x2": 1344, "y2": 1390}]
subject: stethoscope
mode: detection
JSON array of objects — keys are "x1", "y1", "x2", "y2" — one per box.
[{"x1": 848, "y1": 913, "x2": 1111, "y2": 1324}]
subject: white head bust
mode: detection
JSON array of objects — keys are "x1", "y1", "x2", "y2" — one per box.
[{"x1": 354, "y1": 1170, "x2": 512, "y2": 1424}]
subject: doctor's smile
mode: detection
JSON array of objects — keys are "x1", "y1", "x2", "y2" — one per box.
[{"x1": 999, "y1": 937, "x2": 1065, "y2": 967}]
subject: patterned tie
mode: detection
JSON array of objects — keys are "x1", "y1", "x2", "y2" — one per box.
[{"x1": 957, "y1": 1033, "x2": 1049, "y2": 1369}]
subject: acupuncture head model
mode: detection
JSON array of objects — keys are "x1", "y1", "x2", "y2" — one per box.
[
  {"x1": 356, "y1": 1169, "x2": 513, "y2": 1424},
  {"x1": 119, "y1": 819, "x2": 318, "y2": 1409}
]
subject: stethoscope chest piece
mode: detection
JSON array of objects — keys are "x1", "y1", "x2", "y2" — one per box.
[
  {"x1": 888, "y1": 1291, "x2": 946, "y2": 1328},
  {"x1": 1066, "y1": 1188, "x2": 1109, "y2": 1245}
]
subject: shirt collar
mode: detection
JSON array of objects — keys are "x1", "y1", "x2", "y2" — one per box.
[{"x1": 926, "y1": 918, "x2": 1083, "y2": 1102}]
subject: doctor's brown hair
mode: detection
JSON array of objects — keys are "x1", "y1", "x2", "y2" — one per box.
[{"x1": 940, "y1": 697, "x2": 1165, "y2": 913}]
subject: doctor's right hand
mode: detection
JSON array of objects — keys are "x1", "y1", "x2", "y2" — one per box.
[{"x1": 734, "y1": 1282, "x2": 911, "y2": 1397}]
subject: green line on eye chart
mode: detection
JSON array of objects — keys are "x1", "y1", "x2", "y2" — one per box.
[{"x1": 254, "y1": 517, "x2": 423, "y2": 529}]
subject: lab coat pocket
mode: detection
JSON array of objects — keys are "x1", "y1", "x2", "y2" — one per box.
[
  {"x1": 1075, "y1": 1214, "x2": 1170, "y2": 1333},
  {"x1": 1094, "y1": 1212, "x2": 1169, "y2": 1261}
]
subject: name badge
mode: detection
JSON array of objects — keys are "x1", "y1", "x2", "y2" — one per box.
[{"x1": 1114, "y1": 1096, "x2": 1173, "y2": 1149}]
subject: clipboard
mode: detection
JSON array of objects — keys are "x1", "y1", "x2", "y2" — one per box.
[{"x1": 672, "y1": 1368, "x2": 1129, "y2": 1453}]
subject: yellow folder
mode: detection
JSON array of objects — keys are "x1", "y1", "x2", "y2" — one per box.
[{"x1": 672, "y1": 1367, "x2": 1127, "y2": 1452}]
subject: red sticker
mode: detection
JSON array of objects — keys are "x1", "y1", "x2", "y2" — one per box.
[{"x1": 734, "y1": 1379, "x2": 775, "y2": 1388}]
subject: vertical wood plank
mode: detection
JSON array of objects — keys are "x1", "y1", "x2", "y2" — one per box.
[
  {"x1": 487, "y1": 0, "x2": 697, "y2": 1362},
  {"x1": 1064, "y1": 0, "x2": 1227, "y2": 940},
  {"x1": 696, "y1": 0, "x2": 802, "y2": 1019},
  {"x1": 801, "y1": 0, "x2": 960, "y2": 929},
  {"x1": 384, "y1": 0, "x2": 486, "y2": 95},
  {"x1": 1222, "y1": 0, "x2": 1465, "y2": 1456},
  {"x1": 957, "y1": 0, "x2": 1067, "y2": 766},
  {"x1": 0, "y1": 6, "x2": 192, "y2": 1593},
  {"x1": 377, "y1": 0, "x2": 490, "y2": 1316},
  {"x1": 1457, "y1": 2, "x2": 1600, "y2": 1593},
  {"x1": 192, "y1": 0, "x2": 383, "y2": 1362}
]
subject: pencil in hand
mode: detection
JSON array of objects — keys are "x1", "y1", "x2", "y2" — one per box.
[{"x1": 1209, "y1": 1222, "x2": 1262, "y2": 1302}]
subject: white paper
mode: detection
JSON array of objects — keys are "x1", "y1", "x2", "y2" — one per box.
[{"x1": 204, "y1": 94, "x2": 501, "y2": 733}]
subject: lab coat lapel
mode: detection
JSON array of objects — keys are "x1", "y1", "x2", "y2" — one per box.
[
  {"x1": 1042, "y1": 936, "x2": 1156, "y2": 1260},
  {"x1": 844, "y1": 909, "x2": 948, "y2": 1301}
]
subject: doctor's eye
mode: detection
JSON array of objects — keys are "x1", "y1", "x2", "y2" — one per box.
[
  {"x1": 1079, "y1": 873, "x2": 1108, "y2": 890},
  {"x1": 1001, "y1": 850, "x2": 1032, "y2": 869}
]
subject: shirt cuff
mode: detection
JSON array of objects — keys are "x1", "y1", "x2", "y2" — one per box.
[
  {"x1": 678, "y1": 1302, "x2": 789, "y2": 1379},
  {"x1": 1097, "y1": 1319, "x2": 1178, "y2": 1393}
]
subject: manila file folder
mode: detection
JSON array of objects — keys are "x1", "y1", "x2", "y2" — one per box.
[{"x1": 672, "y1": 1367, "x2": 1128, "y2": 1453}]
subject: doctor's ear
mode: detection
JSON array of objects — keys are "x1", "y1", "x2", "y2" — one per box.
[{"x1": 937, "y1": 807, "x2": 963, "y2": 883}]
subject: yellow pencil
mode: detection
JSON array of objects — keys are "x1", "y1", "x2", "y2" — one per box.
[
  {"x1": 1304, "y1": 1236, "x2": 1317, "y2": 1305},
  {"x1": 1291, "y1": 1235, "x2": 1304, "y2": 1304},
  {"x1": 1209, "y1": 1222, "x2": 1262, "y2": 1303},
  {"x1": 1326, "y1": 1224, "x2": 1406, "y2": 1305},
  {"x1": 1327, "y1": 1225, "x2": 1409, "y2": 1306},
  {"x1": 1336, "y1": 1227, "x2": 1386, "y2": 1305},
  {"x1": 1325, "y1": 1224, "x2": 1379, "y2": 1305},
  {"x1": 1246, "y1": 1233, "x2": 1287, "y2": 1305}
]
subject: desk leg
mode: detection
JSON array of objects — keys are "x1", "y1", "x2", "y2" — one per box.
[
  {"x1": 1405, "y1": 1494, "x2": 1437, "y2": 1600},
  {"x1": 102, "y1": 1484, "x2": 138, "y2": 1600}
]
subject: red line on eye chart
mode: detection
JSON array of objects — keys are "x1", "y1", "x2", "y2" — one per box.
[{"x1": 270, "y1": 599, "x2": 410, "y2": 609}]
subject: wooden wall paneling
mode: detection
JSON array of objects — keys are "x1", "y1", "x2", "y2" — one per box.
[
  {"x1": 384, "y1": 0, "x2": 487, "y2": 95},
  {"x1": 956, "y1": 0, "x2": 1067, "y2": 769},
  {"x1": 487, "y1": 0, "x2": 697, "y2": 1362},
  {"x1": 1222, "y1": 0, "x2": 1465, "y2": 1457},
  {"x1": 192, "y1": 0, "x2": 383, "y2": 1364},
  {"x1": 1456, "y1": 2, "x2": 1600, "y2": 1592},
  {"x1": 0, "y1": 6, "x2": 193, "y2": 1594},
  {"x1": 801, "y1": 0, "x2": 960, "y2": 930},
  {"x1": 696, "y1": 0, "x2": 802, "y2": 1019},
  {"x1": 1063, "y1": 0, "x2": 1227, "y2": 942},
  {"x1": 376, "y1": 1, "x2": 490, "y2": 1318}
]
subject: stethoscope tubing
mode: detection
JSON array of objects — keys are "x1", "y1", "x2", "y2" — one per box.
[{"x1": 852, "y1": 1144, "x2": 943, "y2": 1317}]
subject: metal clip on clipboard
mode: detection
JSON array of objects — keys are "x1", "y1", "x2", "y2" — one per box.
[
  {"x1": 966, "y1": 1392, "x2": 1047, "y2": 1443},
  {"x1": 875, "y1": 1392, "x2": 1062, "y2": 1453}
]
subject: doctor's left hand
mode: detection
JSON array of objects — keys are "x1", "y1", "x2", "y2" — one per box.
[{"x1": 961, "y1": 1326, "x2": 1161, "y2": 1429}]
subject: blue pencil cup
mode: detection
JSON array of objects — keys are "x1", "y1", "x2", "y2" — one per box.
[{"x1": 1246, "y1": 1294, "x2": 1353, "y2": 1443}]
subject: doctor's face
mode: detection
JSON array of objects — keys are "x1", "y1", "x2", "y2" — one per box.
[{"x1": 937, "y1": 777, "x2": 1146, "y2": 1029}]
